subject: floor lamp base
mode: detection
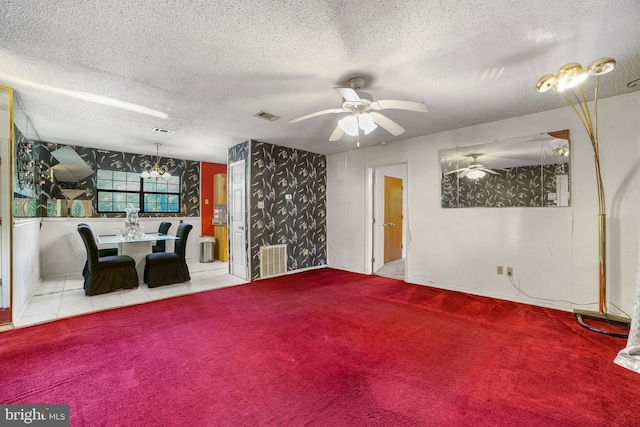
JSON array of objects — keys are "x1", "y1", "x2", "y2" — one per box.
[{"x1": 574, "y1": 309, "x2": 630, "y2": 339}]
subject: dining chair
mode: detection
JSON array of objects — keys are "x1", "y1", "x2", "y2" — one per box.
[
  {"x1": 151, "y1": 221, "x2": 172, "y2": 253},
  {"x1": 144, "y1": 223, "x2": 193, "y2": 288},
  {"x1": 77, "y1": 224, "x2": 139, "y2": 296},
  {"x1": 79, "y1": 223, "x2": 119, "y2": 277}
]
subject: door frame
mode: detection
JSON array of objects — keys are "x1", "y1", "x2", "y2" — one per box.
[
  {"x1": 228, "y1": 159, "x2": 248, "y2": 281},
  {"x1": 0, "y1": 86, "x2": 13, "y2": 328},
  {"x1": 365, "y1": 160, "x2": 409, "y2": 278}
]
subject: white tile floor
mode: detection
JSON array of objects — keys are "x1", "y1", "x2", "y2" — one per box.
[{"x1": 14, "y1": 260, "x2": 247, "y2": 328}]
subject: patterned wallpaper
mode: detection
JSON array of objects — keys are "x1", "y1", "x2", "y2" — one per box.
[
  {"x1": 228, "y1": 140, "x2": 327, "y2": 281},
  {"x1": 228, "y1": 140, "x2": 249, "y2": 165},
  {"x1": 442, "y1": 164, "x2": 569, "y2": 208},
  {"x1": 249, "y1": 141, "x2": 327, "y2": 280},
  {"x1": 17, "y1": 140, "x2": 200, "y2": 217}
]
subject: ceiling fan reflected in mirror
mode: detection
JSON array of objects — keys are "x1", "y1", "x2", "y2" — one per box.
[
  {"x1": 444, "y1": 154, "x2": 505, "y2": 180},
  {"x1": 289, "y1": 77, "x2": 428, "y2": 144}
]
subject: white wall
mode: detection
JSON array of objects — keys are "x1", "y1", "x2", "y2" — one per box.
[
  {"x1": 13, "y1": 219, "x2": 41, "y2": 317},
  {"x1": 327, "y1": 91, "x2": 640, "y2": 315},
  {"x1": 40, "y1": 217, "x2": 202, "y2": 278}
]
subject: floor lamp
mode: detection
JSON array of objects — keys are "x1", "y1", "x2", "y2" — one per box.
[{"x1": 536, "y1": 58, "x2": 630, "y2": 337}]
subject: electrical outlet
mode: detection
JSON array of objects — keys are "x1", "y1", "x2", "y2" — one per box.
[
  {"x1": 497, "y1": 266, "x2": 503, "y2": 275},
  {"x1": 507, "y1": 267, "x2": 513, "y2": 277}
]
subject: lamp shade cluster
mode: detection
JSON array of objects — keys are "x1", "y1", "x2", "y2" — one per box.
[
  {"x1": 465, "y1": 169, "x2": 486, "y2": 180},
  {"x1": 536, "y1": 58, "x2": 616, "y2": 94},
  {"x1": 140, "y1": 143, "x2": 172, "y2": 179},
  {"x1": 338, "y1": 113, "x2": 377, "y2": 136}
]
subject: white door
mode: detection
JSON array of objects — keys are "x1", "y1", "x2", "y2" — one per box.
[
  {"x1": 372, "y1": 169, "x2": 384, "y2": 272},
  {"x1": 229, "y1": 160, "x2": 247, "y2": 280}
]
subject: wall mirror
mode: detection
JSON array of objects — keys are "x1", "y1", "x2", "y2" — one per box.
[
  {"x1": 440, "y1": 130, "x2": 570, "y2": 208},
  {"x1": 13, "y1": 95, "x2": 43, "y2": 218},
  {"x1": 12, "y1": 96, "x2": 93, "y2": 218}
]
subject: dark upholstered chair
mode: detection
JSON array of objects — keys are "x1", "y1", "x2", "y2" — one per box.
[
  {"x1": 79, "y1": 223, "x2": 118, "y2": 277},
  {"x1": 152, "y1": 222, "x2": 172, "y2": 253},
  {"x1": 144, "y1": 223, "x2": 193, "y2": 288},
  {"x1": 77, "y1": 225, "x2": 139, "y2": 296}
]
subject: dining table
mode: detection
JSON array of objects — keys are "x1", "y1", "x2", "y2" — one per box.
[{"x1": 97, "y1": 232, "x2": 179, "y2": 282}]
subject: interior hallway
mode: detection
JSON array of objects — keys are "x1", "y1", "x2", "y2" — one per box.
[{"x1": 375, "y1": 258, "x2": 405, "y2": 280}]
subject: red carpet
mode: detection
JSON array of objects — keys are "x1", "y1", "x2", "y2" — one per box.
[{"x1": 1, "y1": 268, "x2": 638, "y2": 426}]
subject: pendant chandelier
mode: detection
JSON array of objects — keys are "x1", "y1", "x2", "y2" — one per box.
[{"x1": 140, "y1": 143, "x2": 171, "y2": 179}]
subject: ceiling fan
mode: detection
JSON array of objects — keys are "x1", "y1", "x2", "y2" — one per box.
[
  {"x1": 289, "y1": 77, "x2": 428, "y2": 142},
  {"x1": 443, "y1": 154, "x2": 505, "y2": 179}
]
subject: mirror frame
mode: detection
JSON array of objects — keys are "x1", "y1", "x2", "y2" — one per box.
[{"x1": 440, "y1": 130, "x2": 571, "y2": 208}]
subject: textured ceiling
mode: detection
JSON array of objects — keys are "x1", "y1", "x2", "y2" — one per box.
[{"x1": 1, "y1": 0, "x2": 639, "y2": 163}]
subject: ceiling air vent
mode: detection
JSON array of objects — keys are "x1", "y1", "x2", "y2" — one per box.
[
  {"x1": 254, "y1": 111, "x2": 281, "y2": 121},
  {"x1": 152, "y1": 127, "x2": 175, "y2": 134}
]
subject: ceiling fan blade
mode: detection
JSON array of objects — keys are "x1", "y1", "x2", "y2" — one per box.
[
  {"x1": 328, "y1": 124, "x2": 344, "y2": 141},
  {"x1": 334, "y1": 87, "x2": 361, "y2": 102},
  {"x1": 290, "y1": 108, "x2": 346, "y2": 124},
  {"x1": 458, "y1": 169, "x2": 470, "y2": 178},
  {"x1": 481, "y1": 168, "x2": 501, "y2": 175},
  {"x1": 444, "y1": 168, "x2": 468, "y2": 175},
  {"x1": 371, "y1": 100, "x2": 428, "y2": 113},
  {"x1": 369, "y1": 112, "x2": 405, "y2": 136}
]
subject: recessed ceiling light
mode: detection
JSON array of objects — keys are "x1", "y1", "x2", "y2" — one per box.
[
  {"x1": 152, "y1": 127, "x2": 175, "y2": 134},
  {"x1": 254, "y1": 111, "x2": 281, "y2": 121}
]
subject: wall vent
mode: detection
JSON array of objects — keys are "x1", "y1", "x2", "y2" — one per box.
[
  {"x1": 254, "y1": 111, "x2": 281, "y2": 121},
  {"x1": 259, "y1": 244, "x2": 287, "y2": 278}
]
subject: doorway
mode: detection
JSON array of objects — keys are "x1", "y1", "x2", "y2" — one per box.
[
  {"x1": 229, "y1": 160, "x2": 248, "y2": 280},
  {"x1": 368, "y1": 162, "x2": 407, "y2": 280},
  {"x1": 384, "y1": 176, "x2": 403, "y2": 263}
]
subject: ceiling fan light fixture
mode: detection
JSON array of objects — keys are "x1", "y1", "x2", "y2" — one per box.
[
  {"x1": 338, "y1": 115, "x2": 358, "y2": 136},
  {"x1": 293, "y1": 77, "x2": 427, "y2": 142},
  {"x1": 466, "y1": 169, "x2": 486, "y2": 180},
  {"x1": 358, "y1": 113, "x2": 377, "y2": 134}
]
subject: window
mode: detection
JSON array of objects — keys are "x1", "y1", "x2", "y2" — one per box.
[
  {"x1": 143, "y1": 176, "x2": 181, "y2": 213},
  {"x1": 97, "y1": 169, "x2": 180, "y2": 213},
  {"x1": 97, "y1": 170, "x2": 140, "y2": 212}
]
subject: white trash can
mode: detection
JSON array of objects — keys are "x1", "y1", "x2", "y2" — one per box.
[{"x1": 199, "y1": 236, "x2": 216, "y2": 263}]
